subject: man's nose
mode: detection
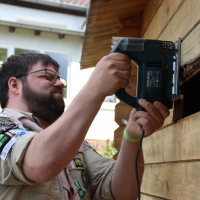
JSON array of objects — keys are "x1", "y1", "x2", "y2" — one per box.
[{"x1": 54, "y1": 78, "x2": 65, "y2": 88}]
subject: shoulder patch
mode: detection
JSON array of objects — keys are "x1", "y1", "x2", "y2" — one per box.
[
  {"x1": 0, "y1": 117, "x2": 18, "y2": 134},
  {"x1": 83, "y1": 140, "x2": 101, "y2": 156},
  {"x1": 0, "y1": 137, "x2": 16, "y2": 160},
  {"x1": 73, "y1": 158, "x2": 83, "y2": 168},
  {"x1": 0, "y1": 133, "x2": 12, "y2": 153}
]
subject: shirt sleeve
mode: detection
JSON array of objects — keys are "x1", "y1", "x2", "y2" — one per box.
[
  {"x1": 0, "y1": 130, "x2": 37, "y2": 185},
  {"x1": 82, "y1": 143, "x2": 116, "y2": 200}
]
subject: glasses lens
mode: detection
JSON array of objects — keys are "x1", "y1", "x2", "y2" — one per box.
[
  {"x1": 60, "y1": 77, "x2": 67, "y2": 88},
  {"x1": 46, "y1": 69, "x2": 57, "y2": 82}
]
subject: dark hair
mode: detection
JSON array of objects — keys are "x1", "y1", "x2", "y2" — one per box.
[{"x1": 0, "y1": 53, "x2": 60, "y2": 108}]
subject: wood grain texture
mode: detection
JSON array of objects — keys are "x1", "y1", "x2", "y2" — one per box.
[
  {"x1": 181, "y1": 23, "x2": 200, "y2": 66},
  {"x1": 140, "y1": 0, "x2": 163, "y2": 37},
  {"x1": 143, "y1": 111, "x2": 200, "y2": 164},
  {"x1": 113, "y1": 126, "x2": 124, "y2": 151},
  {"x1": 141, "y1": 162, "x2": 200, "y2": 200},
  {"x1": 114, "y1": 77, "x2": 137, "y2": 126},
  {"x1": 143, "y1": 0, "x2": 184, "y2": 40},
  {"x1": 118, "y1": 27, "x2": 140, "y2": 38},
  {"x1": 158, "y1": 0, "x2": 200, "y2": 42},
  {"x1": 115, "y1": 101, "x2": 132, "y2": 126}
]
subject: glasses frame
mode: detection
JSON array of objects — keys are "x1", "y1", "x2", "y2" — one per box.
[{"x1": 16, "y1": 68, "x2": 67, "y2": 88}]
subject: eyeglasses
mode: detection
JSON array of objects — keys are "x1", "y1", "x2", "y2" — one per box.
[{"x1": 16, "y1": 68, "x2": 67, "y2": 88}]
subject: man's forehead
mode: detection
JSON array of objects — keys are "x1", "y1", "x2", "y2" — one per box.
[{"x1": 31, "y1": 61, "x2": 58, "y2": 73}]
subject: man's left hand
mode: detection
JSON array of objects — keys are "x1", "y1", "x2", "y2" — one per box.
[{"x1": 126, "y1": 99, "x2": 170, "y2": 139}]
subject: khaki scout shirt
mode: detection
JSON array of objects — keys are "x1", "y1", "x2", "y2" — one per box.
[{"x1": 0, "y1": 108, "x2": 115, "y2": 200}]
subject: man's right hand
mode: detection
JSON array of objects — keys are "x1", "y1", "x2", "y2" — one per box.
[{"x1": 86, "y1": 53, "x2": 131, "y2": 99}]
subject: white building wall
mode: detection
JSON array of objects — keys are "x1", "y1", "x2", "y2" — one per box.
[{"x1": 0, "y1": 4, "x2": 118, "y2": 140}]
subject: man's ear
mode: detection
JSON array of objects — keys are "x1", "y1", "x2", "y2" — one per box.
[{"x1": 8, "y1": 77, "x2": 22, "y2": 95}]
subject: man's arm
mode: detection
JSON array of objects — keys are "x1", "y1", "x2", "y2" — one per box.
[
  {"x1": 22, "y1": 53, "x2": 132, "y2": 182},
  {"x1": 111, "y1": 99, "x2": 170, "y2": 200}
]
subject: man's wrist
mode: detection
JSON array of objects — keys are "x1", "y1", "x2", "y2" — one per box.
[{"x1": 124, "y1": 128, "x2": 139, "y2": 142}]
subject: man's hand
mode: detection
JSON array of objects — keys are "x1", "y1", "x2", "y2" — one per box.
[
  {"x1": 126, "y1": 99, "x2": 170, "y2": 139},
  {"x1": 87, "y1": 53, "x2": 131, "y2": 98},
  {"x1": 111, "y1": 100, "x2": 169, "y2": 200}
]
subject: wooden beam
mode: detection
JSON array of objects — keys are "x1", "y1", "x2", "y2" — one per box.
[
  {"x1": 142, "y1": 111, "x2": 200, "y2": 164},
  {"x1": 89, "y1": 0, "x2": 148, "y2": 16},
  {"x1": 181, "y1": 23, "x2": 200, "y2": 67},
  {"x1": 113, "y1": 126, "x2": 124, "y2": 151},
  {"x1": 143, "y1": 0, "x2": 184, "y2": 39},
  {"x1": 119, "y1": 16, "x2": 141, "y2": 28},
  {"x1": 141, "y1": 162, "x2": 200, "y2": 199},
  {"x1": 140, "y1": 0, "x2": 163, "y2": 37},
  {"x1": 118, "y1": 27, "x2": 141, "y2": 37},
  {"x1": 115, "y1": 101, "x2": 132, "y2": 126},
  {"x1": 90, "y1": 0, "x2": 148, "y2": 9},
  {"x1": 158, "y1": 0, "x2": 200, "y2": 42}
]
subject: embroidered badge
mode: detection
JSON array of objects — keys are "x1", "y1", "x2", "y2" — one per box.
[
  {"x1": 9, "y1": 128, "x2": 24, "y2": 135},
  {"x1": 0, "y1": 137, "x2": 16, "y2": 160},
  {"x1": 73, "y1": 158, "x2": 83, "y2": 168},
  {"x1": 0, "y1": 114, "x2": 10, "y2": 118},
  {"x1": 74, "y1": 180, "x2": 86, "y2": 200},
  {"x1": 0, "y1": 133, "x2": 12, "y2": 152},
  {"x1": 0, "y1": 118, "x2": 18, "y2": 134},
  {"x1": 18, "y1": 131, "x2": 27, "y2": 138},
  {"x1": 77, "y1": 152, "x2": 83, "y2": 156},
  {"x1": 81, "y1": 170, "x2": 88, "y2": 189}
]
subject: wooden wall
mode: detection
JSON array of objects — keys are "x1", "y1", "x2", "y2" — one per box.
[{"x1": 114, "y1": 0, "x2": 200, "y2": 199}]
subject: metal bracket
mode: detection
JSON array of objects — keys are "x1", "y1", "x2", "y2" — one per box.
[{"x1": 172, "y1": 38, "x2": 181, "y2": 100}]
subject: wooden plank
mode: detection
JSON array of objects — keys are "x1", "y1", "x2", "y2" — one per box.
[
  {"x1": 158, "y1": 0, "x2": 200, "y2": 42},
  {"x1": 181, "y1": 23, "x2": 200, "y2": 66},
  {"x1": 162, "y1": 95, "x2": 183, "y2": 127},
  {"x1": 119, "y1": 16, "x2": 141, "y2": 28},
  {"x1": 115, "y1": 77, "x2": 137, "y2": 126},
  {"x1": 142, "y1": 111, "x2": 200, "y2": 164},
  {"x1": 89, "y1": 8, "x2": 142, "y2": 22},
  {"x1": 113, "y1": 126, "x2": 124, "y2": 151},
  {"x1": 140, "y1": 0, "x2": 163, "y2": 37},
  {"x1": 86, "y1": 21, "x2": 122, "y2": 34},
  {"x1": 141, "y1": 162, "x2": 200, "y2": 200},
  {"x1": 115, "y1": 101, "x2": 133, "y2": 126},
  {"x1": 118, "y1": 27, "x2": 140, "y2": 38},
  {"x1": 131, "y1": 61, "x2": 138, "y2": 77},
  {"x1": 143, "y1": 0, "x2": 184, "y2": 39},
  {"x1": 90, "y1": 0, "x2": 148, "y2": 10},
  {"x1": 89, "y1": 0, "x2": 148, "y2": 16}
]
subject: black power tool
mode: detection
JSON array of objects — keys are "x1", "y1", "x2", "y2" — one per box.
[{"x1": 110, "y1": 38, "x2": 181, "y2": 110}]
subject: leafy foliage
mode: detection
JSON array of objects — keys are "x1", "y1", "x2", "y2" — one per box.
[{"x1": 102, "y1": 139, "x2": 117, "y2": 159}]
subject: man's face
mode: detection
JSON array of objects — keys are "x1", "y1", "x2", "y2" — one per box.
[{"x1": 22, "y1": 61, "x2": 65, "y2": 125}]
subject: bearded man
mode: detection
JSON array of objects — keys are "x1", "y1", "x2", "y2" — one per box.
[{"x1": 0, "y1": 53, "x2": 169, "y2": 200}]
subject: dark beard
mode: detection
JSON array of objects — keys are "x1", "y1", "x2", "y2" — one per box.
[{"x1": 22, "y1": 82, "x2": 65, "y2": 125}]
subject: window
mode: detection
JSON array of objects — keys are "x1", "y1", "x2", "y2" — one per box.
[
  {"x1": 44, "y1": 52, "x2": 68, "y2": 98},
  {"x1": 104, "y1": 94, "x2": 116, "y2": 103},
  {"x1": 0, "y1": 48, "x2": 7, "y2": 66},
  {"x1": 15, "y1": 48, "x2": 39, "y2": 55}
]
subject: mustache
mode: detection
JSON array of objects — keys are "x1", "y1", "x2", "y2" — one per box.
[{"x1": 51, "y1": 87, "x2": 63, "y2": 94}]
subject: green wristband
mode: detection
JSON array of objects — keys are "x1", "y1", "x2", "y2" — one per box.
[{"x1": 124, "y1": 128, "x2": 139, "y2": 142}]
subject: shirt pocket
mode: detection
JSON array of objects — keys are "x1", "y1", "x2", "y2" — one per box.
[{"x1": 31, "y1": 177, "x2": 61, "y2": 200}]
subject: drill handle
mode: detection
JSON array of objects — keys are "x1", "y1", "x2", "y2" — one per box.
[{"x1": 110, "y1": 39, "x2": 143, "y2": 110}]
